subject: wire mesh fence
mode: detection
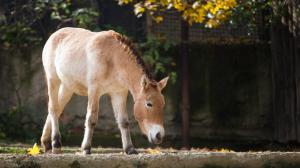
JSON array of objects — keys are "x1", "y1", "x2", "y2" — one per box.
[{"x1": 151, "y1": 11, "x2": 258, "y2": 43}]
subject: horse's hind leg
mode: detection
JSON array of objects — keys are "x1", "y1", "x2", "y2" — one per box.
[
  {"x1": 110, "y1": 91, "x2": 137, "y2": 154},
  {"x1": 41, "y1": 84, "x2": 73, "y2": 152},
  {"x1": 41, "y1": 82, "x2": 73, "y2": 153},
  {"x1": 46, "y1": 77, "x2": 61, "y2": 153},
  {"x1": 41, "y1": 115, "x2": 52, "y2": 152}
]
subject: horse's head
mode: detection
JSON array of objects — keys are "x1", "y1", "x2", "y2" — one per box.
[{"x1": 134, "y1": 75, "x2": 169, "y2": 144}]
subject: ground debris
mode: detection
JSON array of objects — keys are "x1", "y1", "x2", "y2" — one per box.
[{"x1": 0, "y1": 147, "x2": 300, "y2": 168}]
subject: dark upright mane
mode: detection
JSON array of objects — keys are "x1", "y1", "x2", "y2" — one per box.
[{"x1": 111, "y1": 31, "x2": 154, "y2": 81}]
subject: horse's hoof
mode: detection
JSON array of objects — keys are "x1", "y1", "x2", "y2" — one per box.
[
  {"x1": 52, "y1": 148, "x2": 62, "y2": 154},
  {"x1": 44, "y1": 149, "x2": 52, "y2": 154},
  {"x1": 125, "y1": 146, "x2": 138, "y2": 155},
  {"x1": 42, "y1": 141, "x2": 52, "y2": 153},
  {"x1": 82, "y1": 149, "x2": 91, "y2": 155}
]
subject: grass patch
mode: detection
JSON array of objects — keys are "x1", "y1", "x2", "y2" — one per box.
[{"x1": 0, "y1": 146, "x2": 27, "y2": 154}]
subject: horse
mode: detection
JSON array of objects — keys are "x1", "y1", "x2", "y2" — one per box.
[{"x1": 41, "y1": 27, "x2": 169, "y2": 155}]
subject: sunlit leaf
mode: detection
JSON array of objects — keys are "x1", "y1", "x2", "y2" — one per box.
[
  {"x1": 27, "y1": 143, "x2": 40, "y2": 155},
  {"x1": 154, "y1": 16, "x2": 163, "y2": 23},
  {"x1": 119, "y1": 0, "x2": 237, "y2": 26},
  {"x1": 217, "y1": 148, "x2": 234, "y2": 152},
  {"x1": 147, "y1": 148, "x2": 162, "y2": 154},
  {"x1": 134, "y1": 3, "x2": 145, "y2": 15}
]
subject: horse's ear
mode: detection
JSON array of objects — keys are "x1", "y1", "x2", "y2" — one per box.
[
  {"x1": 140, "y1": 75, "x2": 149, "y2": 90},
  {"x1": 158, "y1": 76, "x2": 169, "y2": 91}
]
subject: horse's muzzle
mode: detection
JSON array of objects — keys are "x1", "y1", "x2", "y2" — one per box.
[{"x1": 147, "y1": 124, "x2": 165, "y2": 144}]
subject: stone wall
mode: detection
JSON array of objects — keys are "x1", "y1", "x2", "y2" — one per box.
[
  {"x1": 187, "y1": 43, "x2": 272, "y2": 148},
  {"x1": 0, "y1": 42, "x2": 272, "y2": 148}
]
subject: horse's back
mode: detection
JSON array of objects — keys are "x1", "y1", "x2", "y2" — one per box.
[
  {"x1": 43, "y1": 27, "x2": 117, "y2": 67},
  {"x1": 42, "y1": 27, "x2": 92, "y2": 68},
  {"x1": 42, "y1": 27, "x2": 120, "y2": 96}
]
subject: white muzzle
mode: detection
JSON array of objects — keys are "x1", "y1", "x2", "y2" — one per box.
[{"x1": 147, "y1": 124, "x2": 165, "y2": 144}]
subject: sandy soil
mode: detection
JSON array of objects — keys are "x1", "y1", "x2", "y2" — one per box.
[{"x1": 1, "y1": 148, "x2": 300, "y2": 168}]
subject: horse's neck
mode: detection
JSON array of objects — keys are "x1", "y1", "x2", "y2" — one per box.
[
  {"x1": 128, "y1": 72, "x2": 143, "y2": 101},
  {"x1": 117, "y1": 54, "x2": 144, "y2": 101}
]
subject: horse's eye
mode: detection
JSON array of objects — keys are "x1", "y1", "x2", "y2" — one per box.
[{"x1": 145, "y1": 102, "x2": 153, "y2": 108}]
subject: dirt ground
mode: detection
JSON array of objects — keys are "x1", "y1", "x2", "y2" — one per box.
[{"x1": 1, "y1": 147, "x2": 300, "y2": 168}]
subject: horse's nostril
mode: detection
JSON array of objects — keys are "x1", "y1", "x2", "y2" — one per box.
[{"x1": 156, "y1": 132, "x2": 161, "y2": 141}]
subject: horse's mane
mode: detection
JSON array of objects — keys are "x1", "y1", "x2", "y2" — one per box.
[{"x1": 111, "y1": 31, "x2": 154, "y2": 81}]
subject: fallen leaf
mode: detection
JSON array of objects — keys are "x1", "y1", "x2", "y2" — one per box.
[
  {"x1": 217, "y1": 148, "x2": 234, "y2": 152},
  {"x1": 27, "y1": 143, "x2": 40, "y2": 155},
  {"x1": 146, "y1": 148, "x2": 162, "y2": 154}
]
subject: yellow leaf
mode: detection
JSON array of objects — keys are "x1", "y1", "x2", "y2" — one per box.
[
  {"x1": 217, "y1": 148, "x2": 234, "y2": 152},
  {"x1": 119, "y1": 0, "x2": 133, "y2": 5},
  {"x1": 27, "y1": 143, "x2": 40, "y2": 155},
  {"x1": 206, "y1": 19, "x2": 219, "y2": 28},
  {"x1": 134, "y1": 5, "x2": 145, "y2": 15},
  {"x1": 173, "y1": 1, "x2": 185, "y2": 11},
  {"x1": 154, "y1": 16, "x2": 163, "y2": 23},
  {"x1": 147, "y1": 148, "x2": 162, "y2": 154}
]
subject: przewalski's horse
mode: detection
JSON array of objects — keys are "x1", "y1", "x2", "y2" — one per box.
[{"x1": 41, "y1": 27, "x2": 169, "y2": 154}]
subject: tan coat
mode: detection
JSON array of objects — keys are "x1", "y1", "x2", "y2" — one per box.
[{"x1": 41, "y1": 27, "x2": 169, "y2": 154}]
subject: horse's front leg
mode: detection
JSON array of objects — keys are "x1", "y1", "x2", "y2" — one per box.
[
  {"x1": 110, "y1": 91, "x2": 137, "y2": 155},
  {"x1": 81, "y1": 88, "x2": 100, "y2": 154}
]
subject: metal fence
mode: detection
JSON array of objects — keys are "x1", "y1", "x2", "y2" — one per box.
[{"x1": 151, "y1": 11, "x2": 258, "y2": 42}]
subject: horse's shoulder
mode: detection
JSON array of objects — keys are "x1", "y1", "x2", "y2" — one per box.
[
  {"x1": 88, "y1": 30, "x2": 119, "y2": 47},
  {"x1": 92, "y1": 30, "x2": 119, "y2": 40}
]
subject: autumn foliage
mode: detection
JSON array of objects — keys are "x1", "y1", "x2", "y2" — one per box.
[{"x1": 118, "y1": 0, "x2": 237, "y2": 27}]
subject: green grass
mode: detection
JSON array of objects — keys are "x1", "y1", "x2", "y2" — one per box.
[
  {"x1": 0, "y1": 145, "x2": 125, "y2": 154},
  {"x1": 0, "y1": 146, "x2": 27, "y2": 154}
]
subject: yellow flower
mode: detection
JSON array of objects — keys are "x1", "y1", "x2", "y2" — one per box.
[{"x1": 27, "y1": 143, "x2": 40, "y2": 155}]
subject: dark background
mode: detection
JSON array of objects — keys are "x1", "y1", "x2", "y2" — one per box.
[{"x1": 0, "y1": 0, "x2": 299, "y2": 151}]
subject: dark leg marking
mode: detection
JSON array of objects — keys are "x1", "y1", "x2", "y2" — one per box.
[
  {"x1": 90, "y1": 122, "x2": 96, "y2": 128},
  {"x1": 83, "y1": 146, "x2": 91, "y2": 155},
  {"x1": 120, "y1": 120, "x2": 129, "y2": 129},
  {"x1": 125, "y1": 145, "x2": 138, "y2": 155},
  {"x1": 52, "y1": 134, "x2": 62, "y2": 148},
  {"x1": 42, "y1": 139, "x2": 52, "y2": 152}
]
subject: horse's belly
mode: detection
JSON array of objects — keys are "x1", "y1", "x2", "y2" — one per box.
[
  {"x1": 57, "y1": 71, "x2": 88, "y2": 96},
  {"x1": 55, "y1": 56, "x2": 88, "y2": 96},
  {"x1": 62, "y1": 77, "x2": 88, "y2": 96}
]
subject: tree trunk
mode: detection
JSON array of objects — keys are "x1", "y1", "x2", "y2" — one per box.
[
  {"x1": 180, "y1": 19, "x2": 190, "y2": 148},
  {"x1": 146, "y1": 12, "x2": 153, "y2": 35},
  {"x1": 271, "y1": 0, "x2": 300, "y2": 143}
]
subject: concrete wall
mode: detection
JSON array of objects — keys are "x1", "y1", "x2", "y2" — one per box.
[
  {"x1": 187, "y1": 43, "x2": 272, "y2": 147},
  {"x1": 0, "y1": 42, "x2": 272, "y2": 148}
]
